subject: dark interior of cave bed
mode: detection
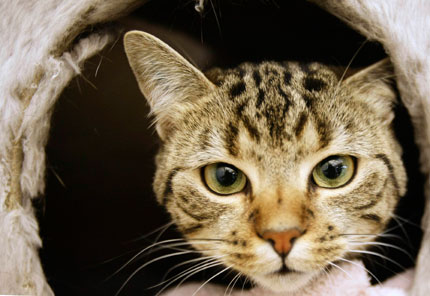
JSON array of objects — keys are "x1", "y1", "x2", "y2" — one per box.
[{"x1": 36, "y1": 1, "x2": 425, "y2": 295}]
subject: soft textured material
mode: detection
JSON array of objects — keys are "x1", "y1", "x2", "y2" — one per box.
[
  {"x1": 0, "y1": 1, "x2": 142, "y2": 294},
  {"x1": 161, "y1": 260, "x2": 413, "y2": 296},
  {"x1": 0, "y1": 0, "x2": 428, "y2": 295}
]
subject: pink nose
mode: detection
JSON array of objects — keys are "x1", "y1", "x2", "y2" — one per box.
[{"x1": 262, "y1": 229, "x2": 302, "y2": 256}]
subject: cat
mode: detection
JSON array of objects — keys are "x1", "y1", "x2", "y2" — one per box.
[{"x1": 123, "y1": 30, "x2": 407, "y2": 293}]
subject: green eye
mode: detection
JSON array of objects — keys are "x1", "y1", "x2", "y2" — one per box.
[
  {"x1": 203, "y1": 163, "x2": 247, "y2": 195},
  {"x1": 312, "y1": 155, "x2": 355, "y2": 188}
]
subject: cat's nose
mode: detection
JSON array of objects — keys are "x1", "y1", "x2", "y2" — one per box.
[{"x1": 262, "y1": 228, "x2": 302, "y2": 256}]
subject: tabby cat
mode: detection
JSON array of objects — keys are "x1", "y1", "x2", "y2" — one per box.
[{"x1": 123, "y1": 30, "x2": 406, "y2": 292}]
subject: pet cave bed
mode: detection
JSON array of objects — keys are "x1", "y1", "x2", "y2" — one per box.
[{"x1": 0, "y1": 0, "x2": 429, "y2": 295}]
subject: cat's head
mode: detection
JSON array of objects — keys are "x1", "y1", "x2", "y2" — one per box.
[{"x1": 124, "y1": 31, "x2": 406, "y2": 292}]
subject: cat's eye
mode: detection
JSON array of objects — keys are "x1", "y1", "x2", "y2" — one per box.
[
  {"x1": 203, "y1": 163, "x2": 247, "y2": 195},
  {"x1": 312, "y1": 155, "x2": 355, "y2": 188}
]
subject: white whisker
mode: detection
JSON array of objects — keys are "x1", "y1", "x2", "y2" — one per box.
[
  {"x1": 109, "y1": 237, "x2": 224, "y2": 282},
  {"x1": 332, "y1": 39, "x2": 368, "y2": 100},
  {"x1": 348, "y1": 249, "x2": 406, "y2": 270},
  {"x1": 327, "y1": 261, "x2": 353, "y2": 279},
  {"x1": 225, "y1": 272, "x2": 242, "y2": 296},
  {"x1": 156, "y1": 260, "x2": 226, "y2": 296},
  {"x1": 115, "y1": 250, "x2": 198, "y2": 296},
  {"x1": 174, "y1": 260, "x2": 226, "y2": 289},
  {"x1": 240, "y1": 275, "x2": 250, "y2": 295},
  {"x1": 337, "y1": 258, "x2": 382, "y2": 285},
  {"x1": 337, "y1": 41, "x2": 368, "y2": 84},
  {"x1": 129, "y1": 222, "x2": 175, "y2": 243},
  {"x1": 163, "y1": 255, "x2": 221, "y2": 281},
  {"x1": 391, "y1": 214, "x2": 422, "y2": 229},
  {"x1": 369, "y1": 257, "x2": 410, "y2": 279},
  {"x1": 390, "y1": 215, "x2": 413, "y2": 248},
  {"x1": 348, "y1": 241, "x2": 414, "y2": 261},
  {"x1": 152, "y1": 255, "x2": 224, "y2": 289},
  {"x1": 321, "y1": 266, "x2": 336, "y2": 288},
  {"x1": 340, "y1": 233, "x2": 402, "y2": 240},
  {"x1": 191, "y1": 265, "x2": 233, "y2": 296},
  {"x1": 106, "y1": 238, "x2": 203, "y2": 282}
]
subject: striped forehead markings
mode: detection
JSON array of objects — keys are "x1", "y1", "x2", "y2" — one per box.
[
  {"x1": 300, "y1": 92, "x2": 333, "y2": 150},
  {"x1": 235, "y1": 101, "x2": 261, "y2": 143},
  {"x1": 224, "y1": 122, "x2": 240, "y2": 156},
  {"x1": 253, "y1": 70, "x2": 262, "y2": 87},
  {"x1": 303, "y1": 76, "x2": 327, "y2": 92},
  {"x1": 315, "y1": 118, "x2": 331, "y2": 149},
  {"x1": 221, "y1": 62, "x2": 337, "y2": 153},
  {"x1": 229, "y1": 81, "x2": 246, "y2": 98},
  {"x1": 294, "y1": 111, "x2": 308, "y2": 140},
  {"x1": 284, "y1": 71, "x2": 292, "y2": 85},
  {"x1": 256, "y1": 89, "x2": 265, "y2": 109}
]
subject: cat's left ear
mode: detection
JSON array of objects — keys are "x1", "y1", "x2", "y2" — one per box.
[
  {"x1": 342, "y1": 58, "x2": 396, "y2": 125},
  {"x1": 124, "y1": 30, "x2": 215, "y2": 139}
]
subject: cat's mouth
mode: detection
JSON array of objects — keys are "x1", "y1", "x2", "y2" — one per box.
[
  {"x1": 274, "y1": 264, "x2": 298, "y2": 275},
  {"x1": 271, "y1": 263, "x2": 303, "y2": 276},
  {"x1": 254, "y1": 264, "x2": 315, "y2": 293}
]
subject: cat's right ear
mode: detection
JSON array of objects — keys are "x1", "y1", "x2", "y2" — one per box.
[
  {"x1": 124, "y1": 30, "x2": 215, "y2": 140},
  {"x1": 342, "y1": 59, "x2": 396, "y2": 126}
]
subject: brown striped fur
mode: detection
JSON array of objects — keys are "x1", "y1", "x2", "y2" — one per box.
[{"x1": 124, "y1": 31, "x2": 406, "y2": 292}]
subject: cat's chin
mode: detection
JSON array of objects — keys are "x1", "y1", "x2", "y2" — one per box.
[{"x1": 252, "y1": 270, "x2": 318, "y2": 293}]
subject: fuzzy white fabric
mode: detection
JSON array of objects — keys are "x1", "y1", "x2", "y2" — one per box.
[
  {"x1": 0, "y1": 0, "x2": 429, "y2": 295},
  {"x1": 0, "y1": 0, "x2": 141, "y2": 294}
]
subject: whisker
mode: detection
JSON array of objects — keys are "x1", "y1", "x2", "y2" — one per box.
[
  {"x1": 321, "y1": 266, "x2": 336, "y2": 288},
  {"x1": 174, "y1": 259, "x2": 226, "y2": 288},
  {"x1": 337, "y1": 40, "x2": 368, "y2": 85},
  {"x1": 151, "y1": 255, "x2": 224, "y2": 289},
  {"x1": 156, "y1": 259, "x2": 226, "y2": 296},
  {"x1": 225, "y1": 272, "x2": 242, "y2": 296},
  {"x1": 326, "y1": 261, "x2": 353, "y2": 279},
  {"x1": 391, "y1": 214, "x2": 422, "y2": 229},
  {"x1": 348, "y1": 241, "x2": 414, "y2": 262},
  {"x1": 106, "y1": 239, "x2": 188, "y2": 282},
  {"x1": 230, "y1": 272, "x2": 243, "y2": 296},
  {"x1": 162, "y1": 255, "x2": 220, "y2": 281},
  {"x1": 191, "y1": 265, "x2": 233, "y2": 296},
  {"x1": 368, "y1": 257, "x2": 410, "y2": 279},
  {"x1": 89, "y1": 247, "x2": 142, "y2": 268},
  {"x1": 115, "y1": 250, "x2": 200, "y2": 296},
  {"x1": 240, "y1": 275, "x2": 250, "y2": 295},
  {"x1": 332, "y1": 39, "x2": 368, "y2": 99},
  {"x1": 347, "y1": 249, "x2": 407, "y2": 271},
  {"x1": 209, "y1": 0, "x2": 222, "y2": 37},
  {"x1": 390, "y1": 215, "x2": 413, "y2": 248},
  {"x1": 340, "y1": 233, "x2": 402, "y2": 240},
  {"x1": 128, "y1": 222, "x2": 175, "y2": 243},
  {"x1": 107, "y1": 238, "x2": 223, "y2": 282},
  {"x1": 337, "y1": 258, "x2": 382, "y2": 285},
  {"x1": 350, "y1": 240, "x2": 389, "y2": 258}
]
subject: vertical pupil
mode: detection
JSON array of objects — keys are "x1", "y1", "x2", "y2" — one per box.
[
  {"x1": 321, "y1": 158, "x2": 345, "y2": 179},
  {"x1": 216, "y1": 164, "x2": 238, "y2": 186}
]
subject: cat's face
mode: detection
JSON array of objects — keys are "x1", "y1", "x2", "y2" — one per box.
[{"x1": 124, "y1": 31, "x2": 407, "y2": 292}]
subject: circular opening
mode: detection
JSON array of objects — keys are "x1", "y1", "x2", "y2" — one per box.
[{"x1": 38, "y1": 1, "x2": 424, "y2": 295}]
